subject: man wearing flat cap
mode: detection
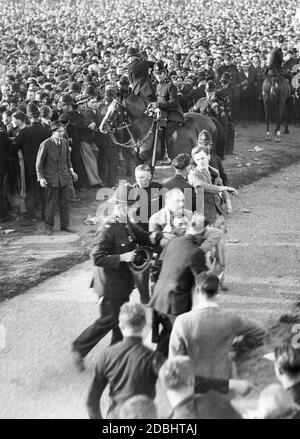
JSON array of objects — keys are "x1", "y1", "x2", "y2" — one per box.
[
  {"x1": 72, "y1": 182, "x2": 162, "y2": 371},
  {"x1": 36, "y1": 120, "x2": 78, "y2": 235}
]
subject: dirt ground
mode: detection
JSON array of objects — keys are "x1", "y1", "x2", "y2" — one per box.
[
  {"x1": 0, "y1": 121, "x2": 300, "y2": 300},
  {"x1": 0, "y1": 159, "x2": 299, "y2": 418}
]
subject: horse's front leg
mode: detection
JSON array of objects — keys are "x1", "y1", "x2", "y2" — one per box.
[
  {"x1": 265, "y1": 102, "x2": 271, "y2": 141},
  {"x1": 275, "y1": 123, "x2": 281, "y2": 142},
  {"x1": 284, "y1": 100, "x2": 289, "y2": 134}
]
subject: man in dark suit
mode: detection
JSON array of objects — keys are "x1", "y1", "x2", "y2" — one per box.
[
  {"x1": 238, "y1": 60, "x2": 258, "y2": 121},
  {"x1": 163, "y1": 153, "x2": 196, "y2": 212},
  {"x1": 251, "y1": 54, "x2": 265, "y2": 122},
  {"x1": 82, "y1": 96, "x2": 103, "y2": 145},
  {"x1": 15, "y1": 103, "x2": 50, "y2": 223},
  {"x1": 131, "y1": 164, "x2": 163, "y2": 304},
  {"x1": 36, "y1": 121, "x2": 78, "y2": 235},
  {"x1": 59, "y1": 93, "x2": 87, "y2": 189},
  {"x1": 217, "y1": 53, "x2": 240, "y2": 119},
  {"x1": 149, "y1": 213, "x2": 208, "y2": 356},
  {"x1": 72, "y1": 183, "x2": 161, "y2": 371},
  {"x1": 0, "y1": 124, "x2": 11, "y2": 222},
  {"x1": 189, "y1": 71, "x2": 207, "y2": 110}
]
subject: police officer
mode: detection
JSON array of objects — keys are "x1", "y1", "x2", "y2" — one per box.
[
  {"x1": 217, "y1": 54, "x2": 240, "y2": 119},
  {"x1": 150, "y1": 60, "x2": 185, "y2": 166},
  {"x1": 264, "y1": 47, "x2": 290, "y2": 78},
  {"x1": 127, "y1": 47, "x2": 155, "y2": 100},
  {"x1": 72, "y1": 183, "x2": 161, "y2": 371}
]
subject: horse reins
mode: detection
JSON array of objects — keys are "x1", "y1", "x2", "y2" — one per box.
[{"x1": 107, "y1": 100, "x2": 155, "y2": 150}]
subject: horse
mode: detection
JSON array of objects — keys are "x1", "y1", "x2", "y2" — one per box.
[
  {"x1": 262, "y1": 75, "x2": 290, "y2": 142},
  {"x1": 99, "y1": 94, "x2": 226, "y2": 166}
]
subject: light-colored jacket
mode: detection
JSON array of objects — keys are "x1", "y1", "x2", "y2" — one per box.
[
  {"x1": 169, "y1": 303, "x2": 266, "y2": 379},
  {"x1": 149, "y1": 207, "x2": 221, "y2": 252},
  {"x1": 149, "y1": 207, "x2": 193, "y2": 233}
]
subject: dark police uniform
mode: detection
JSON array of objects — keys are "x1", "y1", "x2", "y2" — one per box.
[
  {"x1": 72, "y1": 215, "x2": 155, "y2": 357},
  {"x1": 217, "y1": 63, "x2": 240, "y2": 119},
  {"x1": 155, "y1": 78, "x2": 186, "y2": 125},
  {"x1": 127, "y1": 57, "x2": 155, "y2": 99}
]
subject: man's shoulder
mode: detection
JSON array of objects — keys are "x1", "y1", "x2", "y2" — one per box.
[
  {"x1": 162, "y1": 174, "x2": 182, "y2": 187},
  {"x1": 84, "y1": 108, "x2": 94, "y2": 115},
  {"x1": 195, "y1": 391, "x2": 241, "y2": 419},
  {"x1": 29, "y1": 122, "x2": 48, "y2": 131},
  {"x1": 149, "y1": 206, "x2": 167, "y2": 220},
  {"x1": 163, "y1": 175, "x2": 194, "y2": 190},
  {"x1": 98, "y1": 338, "x2": 154, "y2": 362},
  {"x1": 96, "y1": 339, "x2": 126, "y2": 364},
  {"x1": 173, "y1": 308, "x2": 194, "y2": 325},
  {"x1": 149, "y1": 181, "x2": 163, "y2": 189},
  {"x1": 40, "y1": 136, "x2": 52, "y2": 147}
]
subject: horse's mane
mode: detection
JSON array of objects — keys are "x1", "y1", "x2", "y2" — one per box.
[{"x1": 122, "y1": 94, "x2": 150, "y2": 117}]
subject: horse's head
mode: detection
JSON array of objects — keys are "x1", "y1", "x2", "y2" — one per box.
[{"x1": 99, "y1": 98, "x2": 127, "y2": 134}]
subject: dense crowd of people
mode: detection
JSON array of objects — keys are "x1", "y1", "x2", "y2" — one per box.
[
  {"x1": 1, "y1": 0, "x2": 300, "y2": 223},
  {"x1": 0, "y1": 0, "x2": 300, "y2": 420}
]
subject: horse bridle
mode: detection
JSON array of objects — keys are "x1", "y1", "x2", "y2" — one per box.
[{"x1": 106, "y1": 99, "x2": 155, "y2": 152}]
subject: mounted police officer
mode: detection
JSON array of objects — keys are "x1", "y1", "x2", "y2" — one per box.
[
  {"x1": 149, "y1": 60, "x2": 186, "y2": 166},
  {"x1": 265, "y1": 47, "x2": 291, "y2": 80},
  {"x1": 196, "y1": 81, "x2": 233, "y2": 156},
  {"x1": 127, "y1": 47, "x2": 155, "y2": 101}
]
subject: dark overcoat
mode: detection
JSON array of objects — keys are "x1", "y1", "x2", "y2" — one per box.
[
  {"x1": 127, "y1": 58, "x2": 154, "y2": 96},
  {"x1": 15, "y1": 122, "x2": 50, "y2": 176},
  {"x1": 149, "y1": 234, "x2": 207, "y2": 316}
]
